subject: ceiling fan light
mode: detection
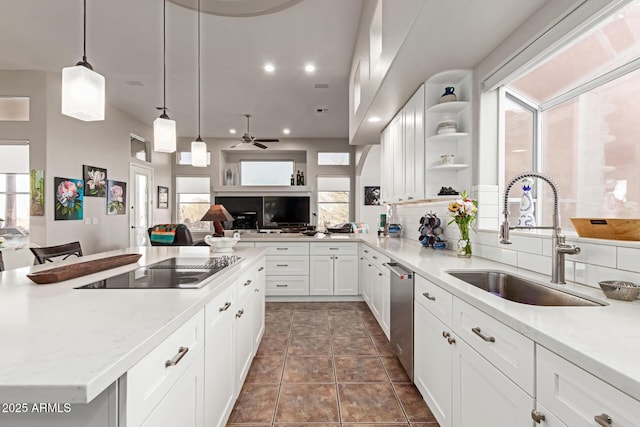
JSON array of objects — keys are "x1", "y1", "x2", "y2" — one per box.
[
  {"x1": 153, "y1": 115, "x2": 176, "y2": 153},
  {"x1": 61, "y1": 64, "x2": 105, "y2": 121},
  {"x1": 191, "y1": 138, "x2": 207, "y2": 167}
]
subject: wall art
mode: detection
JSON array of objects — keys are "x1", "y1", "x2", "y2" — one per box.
[
  {"x1": 107, "y1": 180, "x2": 127, "y2": 215},
  {"x1": 364, "y1": 186, "x2": 381, "y2": 205},
  {"x1": 158, "y1": 186, "x2": 169, "y2": 209},
  {"x1": 30, "y1": 169, "x2": 44, "y2": 216},
  {"x1": 54, "y1": 177, "x2": 84, "y2": 220},
  {"x1": 83, "y1": 165, "x2": 107, "y2": 197}
]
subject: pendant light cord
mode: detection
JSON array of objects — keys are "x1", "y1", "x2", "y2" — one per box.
[
  {"x1": 82, "y1": 0, "x2": 88, "y2": 64},
  {"x1": 197, "y1": 0, "x2": 201, "y2": 138},
  {"x1": 162, "y1": 0, "x2": 167, "y2": 114}
]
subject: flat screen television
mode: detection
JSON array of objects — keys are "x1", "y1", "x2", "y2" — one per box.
[{"x1": 263, "y1": 196, "x2": 310, "y2": 225}]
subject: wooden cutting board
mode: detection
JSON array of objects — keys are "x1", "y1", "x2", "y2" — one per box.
[
  {"x1": 570, "y1": 218, "x2": 640, "y2": 241},
  {"x1": 27, "y1": 253, "x2": 142, "y2": 284}
]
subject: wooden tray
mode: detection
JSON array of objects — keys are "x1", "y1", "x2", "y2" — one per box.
[
  {"x1": 27, "y1": 253, "x2": 142, "y2": 284},
  {"x1": 570, "y1": 218, "x2": 640, "y2": 241}
]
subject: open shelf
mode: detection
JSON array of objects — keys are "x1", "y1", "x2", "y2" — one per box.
[
  {"x1": 426, "y1": 132, "x2": 470, "y2": 144},
  {"x1": 426, "y1": 101, "x2": 470, "y2": 114},
  {"x1": 214, "y1": 185, "x2": 312, "y2": 193},
  {"x1": 428, "y1": 164, "x2": 469, "y2": 171}
]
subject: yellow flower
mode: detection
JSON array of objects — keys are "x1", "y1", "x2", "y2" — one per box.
[{"x1": 448, "y1": 201, "x2": 460, "y2": 212}]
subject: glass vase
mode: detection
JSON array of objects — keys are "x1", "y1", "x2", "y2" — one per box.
[{"x1": 456, "y1": 225, "x2": 472, "y2": 257}]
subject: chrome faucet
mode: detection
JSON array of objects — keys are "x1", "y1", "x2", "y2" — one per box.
[{"x1": 500, "y1": 172, "x2": 580, "y2": 284}]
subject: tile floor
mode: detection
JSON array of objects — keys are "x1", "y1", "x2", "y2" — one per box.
[{"x1": 227, "y1": 301, "x2": 440, "y2": 427}]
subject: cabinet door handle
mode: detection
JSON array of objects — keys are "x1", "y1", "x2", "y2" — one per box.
[
  {"x1": 594, "y1": 414, "x2": 612, "y2": 426},
  {"x1": 276, "y1": 284, "x2": 288, "y2": 287},
  {"x1": 258, "y1": 266, "x2": 264, "y2": 272},
  {"x1": 378, "y1": 272, "x2": 383, "y2": 276},
  {"x1": 372, "y1": 255, "x2": 378, "y2": 260},
  {"x1": 442, "y1": 331, "x2": 450, "y2": 338},
  {"x1": 254, "y1": 288, "x2": 259, "y2": 293},
  {"x1": 218, "y1": 301, "x2": 232, "y2": 312},
  {"x1": 472, "y1": 327, "x2": 496, "y2": 342},
  {"x1": 360, "y1": 257, "x2": 364, "y2": 260},
  {"x1": 165, "y1": 346, "x2": 189, "y2": 368},
  {"x1": 244, "y1": 279, "x2": 252, "y2": 286},
  {"x1": 531, "y1": 410, "x2": 546, "y2": 423},
  {"x1": 236, "y1": 309, "x2": 245, "y2": 318},
  {"x1": 276, "y1": 264, "x2": 289, "y2": 267},
  {"x1": 329, "y1": 247, "x2": 339, "y2": 250},
  {"x1": 447, "y1": 337, "x2": 456, "y2": 345},
  {"x1": 276, "y1": 247, "x2": 288, "y2": 251},
  {"x1": 408, "y1": 196, "x2": 414, "y2": 200},
  {"x1": 364, "y1": 250, "x2": 369, "y2": 253},
  {"x1": 423, "y1": 292, "x2": 436, "y2": 301}
]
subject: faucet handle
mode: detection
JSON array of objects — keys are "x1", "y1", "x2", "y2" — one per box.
[
  {"x1": 557, "y1": 243, "x2": 580, "y2": 255},
  {"x1": 499, "y1": 220, "x2": 512, "y2": 244}
]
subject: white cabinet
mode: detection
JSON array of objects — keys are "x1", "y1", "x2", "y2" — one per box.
[
  {"x1": 391, "y1": 113, "x2": 404, "y2": 200},
  {"x1": 257, "y1": 242, "x2": 310, "y2": 296},
  {"x1": 309, "y1": 243, "x2": 358, "y2": 296},
  {"x1": 235, "y1": 281, "x2": 254, "y2": 387},
  {"x1": 536, "y1": 346, "x2": 640, "y2": 426},
  {"x1": 252, "y1": 261, "x2": 266, "y2": 350},
  {"x1": 380, "y1": 124, "x2": 393, "y2": 204},
  {"x1": 359, "y1": 245, "x2": 390, "y2": 338}
]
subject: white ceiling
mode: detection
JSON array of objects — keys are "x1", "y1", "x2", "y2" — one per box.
[{"x1": 0, "y1": 0, "x2": 363, "y2": 139}]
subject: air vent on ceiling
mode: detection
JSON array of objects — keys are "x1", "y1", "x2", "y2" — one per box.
[
  {"x1": 316, "y1": 107, "x2": 329, "y2": 114},
  {"x1": 314, "y1": 83, "x2": 329, "y2": 89},
  {"x1": 125, "y1": 80, "x2": 144, "y2": 87}
]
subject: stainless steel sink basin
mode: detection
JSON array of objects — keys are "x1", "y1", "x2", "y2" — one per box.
[{"x1": 447, "y1": 270, "x2": 605, "y2": 306}]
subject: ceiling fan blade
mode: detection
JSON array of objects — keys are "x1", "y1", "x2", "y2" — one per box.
[
  {"x1": 254, "y1": 138, "x2": 279, "y2": 142},
  {"x1": 253, "y1": 142, "x2": 268, "y2": 149},
  {"x1": 229, "y1": 142, "x2": 243, "y2": 149}
]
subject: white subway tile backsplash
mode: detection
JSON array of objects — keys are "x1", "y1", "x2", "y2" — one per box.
[
  {"x1": 477, "y1": 217, "x2": 499, "y2": 231},
  {"x1": 618, "y1": 247, "x2": 640, "y2": 273},
  {"x1": 552, "y1": 241, "x2": 616, "y2": 268},
  {"x1": 574, "y1": 262, "x2": 640, "y2": 289},
  {"x1": 509, "y1": 235, "x2": 544, "y2": 255},
  {"x1": 475, "y1": 244, "x2": 518, "y2": 267},
  {"x1": 517, "y1": 252, "x2": 551, "y2": 275},
  {"x1": 477, "y1": 204, "x2": 499, "y2": 218}
]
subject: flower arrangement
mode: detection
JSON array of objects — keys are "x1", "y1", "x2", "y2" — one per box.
[{"x1": 448, "y1": 191, "x2": 478, "y2": 257}]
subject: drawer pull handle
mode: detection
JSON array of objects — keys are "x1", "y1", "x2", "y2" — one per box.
[
  {"x1": 423, "y1": 292, "x2": 436, "y2": 301},
  {"x1": 442, "y1": 331, "x2": 450, "y2": 338},
  {"x1": 329, "y1": 247, "x2": 339, "y2": 250},
  {"x1": 276, "y1": 247, "x2": 288, "y2": 250},
  {"x1": 244, "y1": 279, "x2": 252, "y2": 287},
  {"x1": 372, "y1": 255, "x2": 378, "y2": 260},
  {"x1": 447, "y1": 337, "x2": 456, "y2": 345},
  {"x1": 594, "y1": 414, "x2": 612, "y2": 426},
  {"x1": 531, "y1": 410, "x2": 546, "y2": 423},
  {"x1": 378, "y1": 272, "x2": 383, "y2": 276},
  {"x1": 258, "y1": 266, "x2": 264, "y2": 272},
  {"x1": 255, "y1": 288, "x2": 260, "y2": 293},
  {"x1": 276, "y1": 284, "x2": 288, "y2": 287},
  {"x1": 218, "y1": 301, "x2": 232, "y2": 312},
  {"x1": 165, "y1": 346, "x2": 189, "y2": 368},
  {"x1": 276, "y1": 264, "x2": 289, "y2": 267},
  {"x1": 472, "y1": 327, "x2": 495, "y2": 343},
  {"x1": 236, "y1": 309, "x2": 245, "y2": 318},
  {"x1": 364, "y1": 250, "x2": 369, "y2": 253}
]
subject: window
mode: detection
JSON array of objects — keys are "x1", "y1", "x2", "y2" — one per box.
[
  {"x1": 317, "y1": 152, "x2": 350, "y2": 166},
  {"x1": 176, "y1": 176, "x2": 211, "y2": 231},
  {"x1": 0, "y1": 97, "x2": 29, "y2": 121},
  {"x1": 317, "y1": 176, "x2": 350, "y2": 228},
  {"x1": 0, "y1": 143, "x2": 30, "y2": 236},
  {"x1": 176, "y1": 151, "x2": 211, "y2": 166},
  {"x1": 502, "y1": 0, "x2": 640, "y2": 230},
  {"x1": 130, "y1": 134, "x2": 150, "y2": 162},
  {"x1": 240, "y1": 160, "x2": 294, "y2": 186}
]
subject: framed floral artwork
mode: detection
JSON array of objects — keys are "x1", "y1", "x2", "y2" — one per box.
[
  {"x1": 30, "y1": 169, "x2": 45, "y2": 216},
  {"x1": 158, "y1": 186, "x2": 169, "y2": 209},
  {"x1": 107, "y1": 180, "x2": 126, "y2": 215},
  {"x1": 83, "y1": 165, "x2": 107, "y2": 197},
  {"x1": 54, "y1": 177, "x2": 84, "y2": 220}
]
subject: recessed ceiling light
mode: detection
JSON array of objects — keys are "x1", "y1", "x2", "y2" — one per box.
[
  {"x1": 368, "y1": 116, "x2": 381, "y2": 123},
  {"x1": 229, "y1": 129, "x2": 236, "y2": 134},
  {"x1": 283, "y1": 128, "x2": 291, "y2": 135},
  {"x1": 305, "y1": 64, "x2": 316, "y2": 73},
  {"x1": 264, "y1": 63, "x2": 275, "y2": 73}
]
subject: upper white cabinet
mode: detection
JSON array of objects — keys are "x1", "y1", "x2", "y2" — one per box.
[{"x1": 424, "y1": 70, "x2": 472, "y2": 198}]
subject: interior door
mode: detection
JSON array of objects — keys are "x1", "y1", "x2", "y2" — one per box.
[{"x1": 129, "y1": 163, "x2": 154, "y2": 247}]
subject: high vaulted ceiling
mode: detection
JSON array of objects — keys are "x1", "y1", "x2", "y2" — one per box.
[{"x1": 0, "y1": 0, "x2": 363, "y2": 139}]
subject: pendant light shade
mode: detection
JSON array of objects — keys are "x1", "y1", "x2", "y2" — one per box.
[
  {"x1": 154, "y1": 0, "x2": 176, "y2": 153},
  {"x1": 61, "y1": 0, "x2": 105, "y2": 122},
  {"x1": 191, "y1": 0, "x2": 207, "y2": 167},
  {"x1": 191, "y1": 137, "x2": 207, "y2": 167}
]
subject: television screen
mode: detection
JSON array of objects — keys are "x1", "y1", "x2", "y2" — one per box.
[{"x1": 263, "y1": 196, "x2": 310, "y2": 225}]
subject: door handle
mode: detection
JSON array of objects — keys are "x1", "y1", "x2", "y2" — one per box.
[
  {"x1": 218, "y1": 301, "x2": 232, "y2": 312},
  {"x1": 165, "y1": 347, "x2": 189, "y2": 368},
  {"x1": 472, "y1": 327, "x2": 495, "y2": 343},
  {"x1": 531, "y1": 410, "x2": 546, "y2": 423}
]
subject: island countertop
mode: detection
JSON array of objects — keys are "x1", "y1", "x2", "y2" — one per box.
[{"x1": 0, "y1": 246, "x2": 267, "y2": 404}]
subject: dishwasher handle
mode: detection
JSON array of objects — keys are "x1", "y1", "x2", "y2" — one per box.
[{"x1": 384, "y1": 262, "x2": 412, "y2": 280}]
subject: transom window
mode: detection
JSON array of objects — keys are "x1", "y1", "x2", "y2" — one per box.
[
  {"x1": 502, "y1": 0, "x2": 640, "y2": 230},
  {"x1": 240, "y1": 160, "x2": 294, "y2": 186},
  {"x1": 317, "y1": 152, "x2": 350, "y2": 166}
]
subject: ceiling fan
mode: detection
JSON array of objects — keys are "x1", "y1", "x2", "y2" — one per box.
[{"x1": 230, "y1": 114, "x2": 279, "y2": 149}]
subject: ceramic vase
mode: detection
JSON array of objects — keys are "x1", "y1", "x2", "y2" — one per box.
[{"x1": 517, "y1": 178, "x2": 536, "y2": 227}]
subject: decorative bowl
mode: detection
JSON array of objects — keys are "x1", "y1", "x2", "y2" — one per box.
[
  {"x1": 598, "y1": 280, "x2": 640, "y2": 301},
  {"x1": 204, "y1": 236, "x2": 239, "y2": 252}
]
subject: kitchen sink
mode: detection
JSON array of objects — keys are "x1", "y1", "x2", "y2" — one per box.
[{"x1": 446, "y1": 270, "x2": 605, "y2": 307}]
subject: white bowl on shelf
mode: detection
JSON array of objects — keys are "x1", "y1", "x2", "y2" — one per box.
[{"x1": 204, "y1": 235, "x2": 239, "y2": 252}]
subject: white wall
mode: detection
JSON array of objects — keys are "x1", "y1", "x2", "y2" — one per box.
[{"x1": 355, "y1": 144, "x2": 384, "y2": 232}]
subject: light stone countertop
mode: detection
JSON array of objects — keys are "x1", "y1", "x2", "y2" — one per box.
[{"x1": 0, "y1": 245, "x2": 268, "y2": 404}]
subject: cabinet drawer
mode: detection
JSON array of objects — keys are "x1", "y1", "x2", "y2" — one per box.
[
  {"x1": 125, "y1": 309, "x2": 205, "y2": 427},
  {"x1": 266, "y1": 255, "x2": 309, "y2": 275},
  {"x1": 452, "y1": 298, "x2": 534, "y2": 395},
  {"x1": 310, "y1": 242, "x2": 358, "y2": 256},
  {"x1": 255, "y1": 242, "x2": 309, "y2": 255},
  {"x1": 362, "y1": 247, "x2": 389, "y2": 270},
  {"x1": 235, "y1": 241, "x2": 255, "y2": 248},
  {"x1": 414, "y1": 274, "x2": 453, "y2": 325},
  {"x1": 537, "y1": 346, "x2": 640, "y2": 426},
  {"x1": 205, "y1": 279, "x2": 236, "y2": 334},
  {"x1": 266, "y1": 276, "x2": 310, "y2": 296}
]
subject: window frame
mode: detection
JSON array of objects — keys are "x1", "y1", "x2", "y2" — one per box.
[
  {"x1": 316, "y1": 175, "x2": 351, "y2": 228},
  {"x1": 175, "y1": 175, "x2": 212, "y2": 232},
  {"x1": 239, "y1": 160, "x2": 295, "y2": 186}
]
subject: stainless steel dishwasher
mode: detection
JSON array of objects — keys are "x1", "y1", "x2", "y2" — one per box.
[{"x1": 386, "y1": 260, "x2": 414, "y2": 380}]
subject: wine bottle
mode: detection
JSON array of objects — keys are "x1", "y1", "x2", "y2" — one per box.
[
  {"x1": 300, "y1": 171, "x2": 305, "y2": 185},
  {"x1": 290, "y1": 174, "x2": 295, "y2": 186}
]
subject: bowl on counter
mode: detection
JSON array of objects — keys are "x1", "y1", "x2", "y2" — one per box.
[
  {"x1": 204, "y1": 235, "x2": 239, "y2": 252},
  {"x1": 598, "y1": 280, "x2": 640, "y2": 301}
]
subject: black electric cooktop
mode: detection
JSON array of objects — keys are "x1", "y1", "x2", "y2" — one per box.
[{"x1": 75, "y1": 256, "x2": 242, "y2": 289}]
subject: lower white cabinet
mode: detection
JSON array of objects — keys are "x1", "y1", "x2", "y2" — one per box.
[
  {"x1": 452, "y1": 338, "x2": 533, "y2": 427},
  {"x1": 359, "y1": 249, "x2": 390, "y2": 338},
  {"x1": 252, "y1": 262, "x2": 266, "y2": 350},
  {"x1": 235, "y1": 281, "x2": 255, "y2": 387},
  {"x1": 536, "y1": 346, "x2": 640, "y2": 426},
  {"x1": 310, "y1": 255, "x2": 358, "y2": 295}
]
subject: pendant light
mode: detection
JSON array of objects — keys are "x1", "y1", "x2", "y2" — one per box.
[
  {"x1": 154, "y1": 0, "x2": 177, "y2": 153},
  {"x1": 61, "y1": 0, "x2": 105, "y2": 122},
  {"x1": 191, "y1": 0, "x2": 207, "y2": 167}
]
